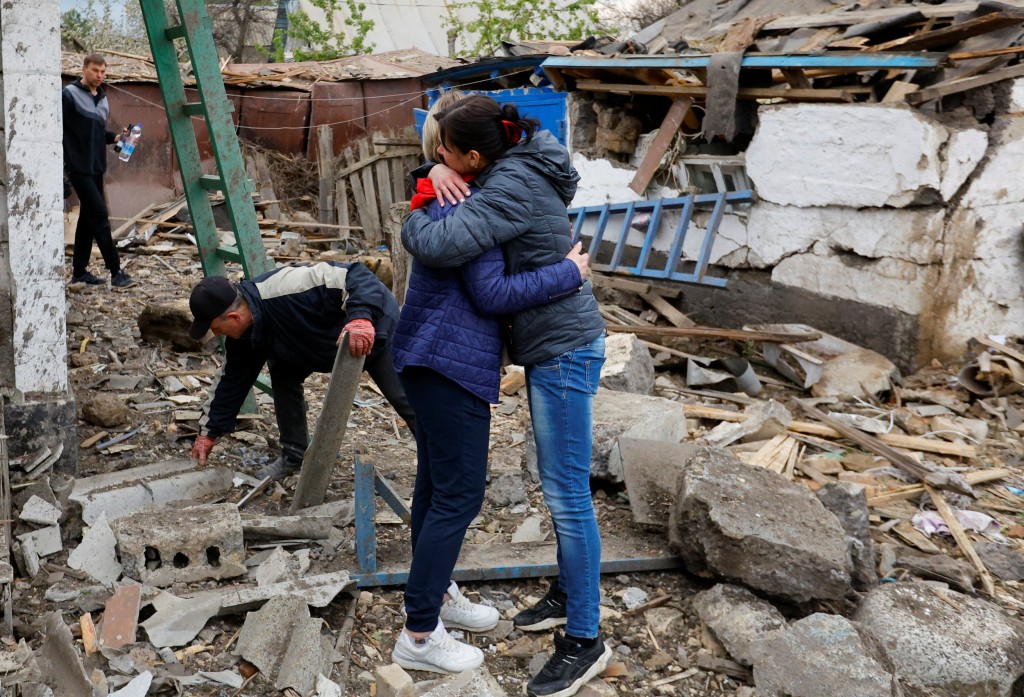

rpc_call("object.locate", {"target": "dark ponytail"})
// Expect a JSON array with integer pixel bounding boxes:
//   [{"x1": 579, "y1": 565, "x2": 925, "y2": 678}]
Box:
[{"x1": 435, "y1": 95, "x2": 541, "y2": 162}]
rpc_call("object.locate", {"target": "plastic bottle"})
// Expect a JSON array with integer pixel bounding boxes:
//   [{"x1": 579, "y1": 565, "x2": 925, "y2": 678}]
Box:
[{"x1": 118, "y1": 123, "x2": 142, "y2": 162}]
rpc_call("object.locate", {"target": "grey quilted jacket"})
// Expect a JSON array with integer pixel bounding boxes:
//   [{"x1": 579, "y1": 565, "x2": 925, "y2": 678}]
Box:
[{"x1": 401, "y1": 130, "x2": 604, "y2": 365}]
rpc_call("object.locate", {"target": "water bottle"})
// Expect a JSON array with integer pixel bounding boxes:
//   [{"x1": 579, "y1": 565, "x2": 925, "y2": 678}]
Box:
[{"x1": 119, "y1": 123, "x2": 142, "y2": 162}]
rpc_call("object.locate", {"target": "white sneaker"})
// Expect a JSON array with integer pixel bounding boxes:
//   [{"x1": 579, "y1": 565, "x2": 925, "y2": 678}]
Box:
[
  {"x1": 392, "y1": 620, "x2": 484, "y2": 674},
  {"x1": 439, "y1": 581, "x2": 500, "y2": 632}
]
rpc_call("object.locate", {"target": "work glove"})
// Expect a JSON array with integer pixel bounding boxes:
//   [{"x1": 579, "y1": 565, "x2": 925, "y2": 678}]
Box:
[
  {"x1": 341, "y1": 318, "x2": 375, "y2": 357},
  {"x1": 191, "y1": 434, "x2": 217, "y2": 466}
]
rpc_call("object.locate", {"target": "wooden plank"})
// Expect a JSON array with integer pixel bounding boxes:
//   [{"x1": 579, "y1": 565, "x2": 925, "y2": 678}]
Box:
[
  {"x1": 317, "y1": 125, "x2": 336, "y2": 236},
  {"x1": 344, "y1": 148, "x2": 377, "y2": 243},
  {"x1": 606, "y1": 323, "x2": 821, "y2": 343},
  {"x1": 374, "y1": 147, "x2": 394, "y2": 232},
  {"x1": 358, "y1": 139, "x2": 382, "y2": 245},
  {"x1": 907, "y1": 62, "x2": 1024, "y2": 104},
  {"x1": 869, "y1": 11, "x2": 1024, "y2": 52},
  {"x1": 640, "y1": 291, "x2": 695, "y2": 328},
  {"x1": 111, "y1": 203, "x2": 159, "y2": 240},
  {"x1": 578, "y1": 80, "x2": 856, "y2": 103},
  {"x1": 719, "y1": 16, "x2": 772, "y2": 52},
  {"x1": 950, "y1": 44, "x2": 1024, "y2": 60},
  {"x1": 682, "y1": 404, "x2": 978, "y2": 458},
  {"x1": 882, "y1": 80, "x2": 920, "y2": 102},
  {"x1": 629, "y1": 97, "x2": 692, "y2": 195},
  {"x1": 926, "y1": 485, "x2": 997, "y2": 596},
  {"x1": 760, "y1": 3, "x2": 986, "y2": 31},
  {"x1": 780, "y1": 68, "x2": 813, "y2": 89},
  {"x1": 593, "y1": 273, "x2": 682, "y2": 298},
  {"x1": 974, "y1": 336, "x2": 1024, "y2": 364},
  {"x1": 868, "y1": 468, "x2": 1009, "y2": 506}
]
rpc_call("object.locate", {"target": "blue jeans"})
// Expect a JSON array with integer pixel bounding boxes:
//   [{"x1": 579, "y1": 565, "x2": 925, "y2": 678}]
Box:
[{"x1": 525, "y1": 334, "x2": 605, "y2": 638}]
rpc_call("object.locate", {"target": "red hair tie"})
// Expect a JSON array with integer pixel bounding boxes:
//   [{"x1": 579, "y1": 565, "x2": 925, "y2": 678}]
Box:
[{"x1": 502, "y1": 120, "x2": 522, "y2": 144}]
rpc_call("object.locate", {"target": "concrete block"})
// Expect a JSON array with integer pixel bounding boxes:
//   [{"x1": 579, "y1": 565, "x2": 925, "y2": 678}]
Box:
[
  {"x1": 374, "y1": 663, "x2": 415, "y2": 697},
  {"x1": 941, "y1": 128, "x2": 988, "y2": 201},
  {"x1": 963, "y1": 136, "x2": 1024, "y2": 208},
  {"x1": 855, "y1": 583, "x2": 1024, "y2": 697},
  {"x1": 590, "y1": 390, "x2": 687, "y2": 482},
  {"x1": 669, "y1": 447, "x2": 852, "y2": 606},
  {"x1": 747, "y1": 104, "x2": 947, "y2": 208},
  {"x1": 570, "y1": 153, "x2": 644, "y2": 207},
  {"x1": 817, "y1": 482, "x2": 877, "y2": 591},
  {"x1": 67, "y1": 512, "x2": 121, "y2": 586},
  {"x1": 71, "y1": 462, "x2": 235, "y2": 525},
  {"x1": 111, "y1": 503, "x2": 245, "y2": 587},
  {"x1": 314, "y1": 674, "x2": 343, "y2": 696},
  {"x1": 752, "y1": 614, "x2": 898, "y2": 697},
  {"x1": 99, "y1": 584, "x2": 142, "y2": 651},
  {"x1": 692, "y1": 584, "x2": 787, "y2": 666},
  {"x1": 253, "y1": 547, "x2": 304, "y2": 587},
  {"x1": 109, "y1": 671, "x2": 152, "y2": 697},
  {"x1": 610, "y1": 438, "x2": 700, "y2": 527},
  {"x1": 38, "y1": 612, "x2": 91, "y2": 697},
  {"x1": 419, "y1": 665, "x2": 508, "y2": 696},
  {"x1": 600, "y1": 333, "x2": 655, "y2": 395},
  {"x1": 19, "y1": 496, "x2": 61, "y2": 526},
  {"x1": 17, "y1": 525, "x2": 61, "y2": 558}
]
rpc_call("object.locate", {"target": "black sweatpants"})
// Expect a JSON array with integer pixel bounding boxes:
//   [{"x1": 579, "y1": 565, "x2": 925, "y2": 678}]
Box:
[
  {"x1": 400, "y1": 366, "x2": 490, "y2": 632},
  {"x1": 69, "y1": 172, "x2": 119, "y2": 277}
]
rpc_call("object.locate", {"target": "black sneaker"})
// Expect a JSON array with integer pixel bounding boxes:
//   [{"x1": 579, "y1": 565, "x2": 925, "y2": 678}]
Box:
[
  {"x1": 513, "y1": 584, "x2": 567, "y2": 631},
  {"x1": 527, "y1": 631, "x2": 612, "y2": 697},
  {"x1": 111, "y1": 270, "x2": 136, "y2": 288},
  {"x1": 256, "y1": 455, "x2": 302, "y2": 480},
  {"x1": 71, "y1": 271, "x2": 104, "y2": 285}
]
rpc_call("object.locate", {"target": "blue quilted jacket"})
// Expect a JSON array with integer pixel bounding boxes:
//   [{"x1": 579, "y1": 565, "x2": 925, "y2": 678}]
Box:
[{"x1": 394, "y1": 192, "x2": 583, "y2": 404}]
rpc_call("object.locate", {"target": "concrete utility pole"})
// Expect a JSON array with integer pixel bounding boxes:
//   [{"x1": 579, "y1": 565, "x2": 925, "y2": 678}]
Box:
[{"x1": 0, "y1": 0, "x2": 77, "y2": 474}]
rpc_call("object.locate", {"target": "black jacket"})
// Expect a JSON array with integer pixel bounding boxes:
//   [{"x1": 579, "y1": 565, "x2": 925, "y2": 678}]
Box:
[
  {"x1": 401, "y1": 131, "x2": 604, "y2": 365},
  {"x1": 203, "y1": 261, "x2": 398, "y2": 438},
  {"x1": 62, "y1": 79, "x2": 117, "y2": 176}
]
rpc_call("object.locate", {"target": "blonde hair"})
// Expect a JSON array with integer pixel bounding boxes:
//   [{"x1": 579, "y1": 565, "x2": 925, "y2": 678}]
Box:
[{"x1": 422, "y1": 90, "x2": 467, "y2": 162}]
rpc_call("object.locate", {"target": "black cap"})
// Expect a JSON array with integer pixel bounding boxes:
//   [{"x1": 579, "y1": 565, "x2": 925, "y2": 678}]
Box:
[{"x1": 189, "y1": 275, "x2": 237, "y2": 340}]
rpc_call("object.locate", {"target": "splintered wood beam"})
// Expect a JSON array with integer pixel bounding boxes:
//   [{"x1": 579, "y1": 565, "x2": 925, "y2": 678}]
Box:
[
  {"x1": 907, "y1": 62, "x2": 1024, "y2": 104},
  {"x1": 926, "y1": 485, "x2": 997, "y2": 596},
  {"x1": 869, "y1": 11, "x2": 1024, "y2": 52},
  {"x1": 606, "y1": 322, "x2": 820, "y2": 343},
  {"x1": 629, "y1": 97, "x2": 692, "y2": 195},
  {"x1": 577, "y1": 80, "x2": 857, "y2": 102}
]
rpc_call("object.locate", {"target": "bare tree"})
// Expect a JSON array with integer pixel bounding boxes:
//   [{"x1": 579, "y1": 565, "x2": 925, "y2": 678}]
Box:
[{"x1": 600, "y1": 0, "x2": 683, "y2": 34}]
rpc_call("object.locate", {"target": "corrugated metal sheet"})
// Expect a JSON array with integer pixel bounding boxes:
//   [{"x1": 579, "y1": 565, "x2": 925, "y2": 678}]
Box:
[
  {"x1": 307, "y1": 82, "x2": 367, "y2": 160},
  {"x1": 239, "y1": 88, "x2": 310, "y2": 155}
]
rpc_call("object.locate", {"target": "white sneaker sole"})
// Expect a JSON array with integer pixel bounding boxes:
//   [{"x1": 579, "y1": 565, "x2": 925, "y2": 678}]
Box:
[
  {"x1": 529, "y1": 643, "x2": 612, "y2": 697},
  {"x1": 515, "y1": 616, "x2": 567, "y2": 632},
  {"x1": 393, "y1": 652, "x2": 483, "y2": 674},
  {"x1": 440, "y1": 615, "x2": 500, "y2": 632}
]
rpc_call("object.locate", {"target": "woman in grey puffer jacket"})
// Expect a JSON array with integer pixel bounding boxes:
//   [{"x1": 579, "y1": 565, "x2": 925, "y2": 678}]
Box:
[{"x1": 402, "y1": 95, "x2": 610, "y2": 697}]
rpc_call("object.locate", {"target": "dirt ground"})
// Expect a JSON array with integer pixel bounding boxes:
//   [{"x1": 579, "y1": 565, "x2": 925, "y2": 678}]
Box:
[
  {"x1": 45, "y1": 247, "x2": 747, "y2": 696},
  {"x1": 33, "y1": 243, "x2": 1024, "y2": 695}
]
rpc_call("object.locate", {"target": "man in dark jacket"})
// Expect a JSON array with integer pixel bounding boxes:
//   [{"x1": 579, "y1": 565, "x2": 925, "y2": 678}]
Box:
[
  {"x1": 62, "y1": 53, "x2": 135, "y2": 288},
  {"x1": 188, "y1": 261, "x2": 416, "y2": 479}
]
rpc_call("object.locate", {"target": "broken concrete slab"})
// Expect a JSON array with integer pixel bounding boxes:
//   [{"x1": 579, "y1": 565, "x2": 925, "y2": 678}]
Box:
[
  {"x1": 816, "y1": 482, "x2": 877, "y2": 591},
  {"x1": 67, "y1": 512, "x2": 122, "y2": 586},
  {"x1": 941, "y1": 128, "x2": 988, "y2": 202},
  {"x1": 896, "y1": 548, "x2": 976, "y2": 592},
  {"x1": 692, "y1": 584, "x2": 787, "y2": 667},
  {"x1": 751, "y1": 614, "x2": 898, "y2": 697},
  {"x1": 511, "y1": 515, "x2": 547, "y2": 544},
  {"x1": 235, "y1": 594, "x2": 329, "y2": 695},
  {"x1": 746, "y1": 104, "x2": 947, "y2": 208},
  {"x1": 611, "y1": 439, "x2": 699, "y2": 527},
  {"x1": 584, "y1": 390, "x2": 688, "y2": 482},
  {"x1": 17, "y1": 525, "x2": 62, "y2": 558},
  {"x1": 669, "y1": 447, "x2": 853, "y2": 606},
  {"x1": 111, "y1": 503, "x2": 246, "y2": 586},
  {"x1": 17, "y1": 537, "x2": 41, "y2": 578},
  {"x1": 418, "y1": 665, "x2": 509, "y2": 696},
  {"x1": 194, "y1": 570, "x2": 354, "y2": 616},
  {"x1": 19, "y1": 495, "x2": 61, "y2": 526},
  {"x1": 71, "y1": 461, "x2": 235, "y2": 525},
  {"x1": 485, "y1": 473, "x2": 527, "y2": 507},
  {"x1": 855, "y1": 583, "x2": 1024, "y2": 697},
  {"x1": 700, "y1": 399, "x2": 791, "y2": 447},
  {"x1": 99, "y1": 584, "x2": 142, "y2": 650},
  {"x1": 141, "y1": 592, "x2": 222, "y2": 648},
  {"x1": 198, "y1": 670, "x2": 244, "y2": 688},
  {"x1": 241, "y1": 513, "x2": 333, "y2": 540},
  {"x1": 976, "y1": 542, "x2": 1024, "y2": 581},
  {"x1": 599, "y1": 332, "x2": 655, "y2": 395},
  {"x1": 38, "y1": 612, "x2": 92, "y2": 697},
  {"x1": 254, "y1": 547, "x2": 306, "y2": 587},
  {"x1": 109, "y1": 671, "x2": 152, "y2": 697}
]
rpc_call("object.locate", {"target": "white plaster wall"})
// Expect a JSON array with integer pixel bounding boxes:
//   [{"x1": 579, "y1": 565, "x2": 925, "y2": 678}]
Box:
[
  {"x1": 1, "y1": 1, "x2": 68, "y2": 394},
  {"x1": 746, "y1": 104, "x2": 952, "y2": 208},
  {"x1": 961, "y1": 122, "x2": 1024, "y2": 208}
]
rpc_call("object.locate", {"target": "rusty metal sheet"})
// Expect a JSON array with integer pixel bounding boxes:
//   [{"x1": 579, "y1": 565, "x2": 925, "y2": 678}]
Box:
[
  {"x1": 239, "y1": 88, "x2": 310, "y2": 156},
  {"x1": 364, "y1": 78, "x2": 426, "y2": 136},
  {"x1": 308, "y1": 82, "x2": 366, "y2": 160}
]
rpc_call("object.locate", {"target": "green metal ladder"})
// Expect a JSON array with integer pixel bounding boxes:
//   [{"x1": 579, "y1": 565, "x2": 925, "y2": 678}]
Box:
[
  {"x1": 139, "y1": 0, "x2": 273, "y2": 281},
  {"x1": 140, "y1": 0, "x2": 274, "y2": 398}
]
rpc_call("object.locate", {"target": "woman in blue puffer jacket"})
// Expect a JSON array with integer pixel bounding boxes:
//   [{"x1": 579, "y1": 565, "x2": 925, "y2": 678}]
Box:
[{"x1": 390, "y1": 91, "x2": 589, "y2": 677}]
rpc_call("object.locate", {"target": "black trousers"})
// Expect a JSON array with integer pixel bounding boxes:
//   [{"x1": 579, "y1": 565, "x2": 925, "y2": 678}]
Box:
[
  {"x1": 68, "y1": 172, "x2": 119, "y2": 277},
  {"x1": 271, "y1": 345, "x2": 417, "y2": 462}
]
